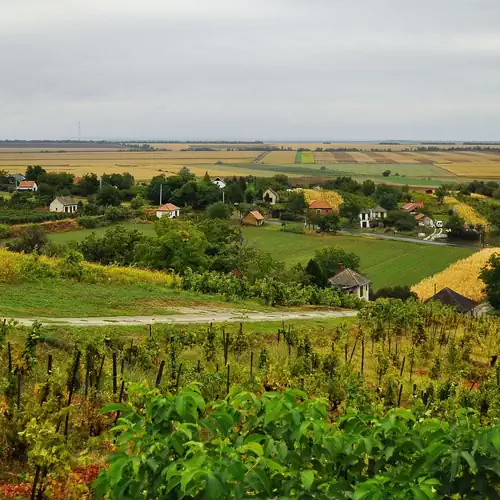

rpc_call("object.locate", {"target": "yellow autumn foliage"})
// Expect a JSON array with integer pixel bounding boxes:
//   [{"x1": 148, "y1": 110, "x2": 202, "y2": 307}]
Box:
[
  {"x1": 444, "y1": 196, "x2": 487, "y2": 225},
  {"x1": 411, "y1": 248, "x2": 500, "y2": 301},
  {"x1": 302, "y1": 189, "x2": 343, "y2": 211},
  {"x1": 0, "y1": 249, "x2": 181, "y2": 286}
]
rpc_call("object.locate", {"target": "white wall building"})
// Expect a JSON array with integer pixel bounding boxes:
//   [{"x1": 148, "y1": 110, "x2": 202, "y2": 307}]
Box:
[
  {"x1": 156, "y1": 203, "x2": 180, "y2": 219},
  {"x1": 359, "y1": 205, "x2": 388, "y2": 228},
  {"x1": 49, "y1": 197, "x2": 78, "y2": 214}
]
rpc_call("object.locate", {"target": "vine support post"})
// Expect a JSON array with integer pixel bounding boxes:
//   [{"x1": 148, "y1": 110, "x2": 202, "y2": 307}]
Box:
[
  {"x1": 399, "y1": 356, "x2": 406, "y2": 377},
  {"x1": 197, "y1": 359, "x2": 201, "y2": 373},
  {"x1": 112, "y1": 353, "x2": 117, "y2": 395},
  {"x1": 95, "y1": 355, "x2": 105, "y2": 391},
  {"x1": 361, "y1": 336, "x2": 365, "y2": 375},
  {"x1": 155, "y1": 360, "x2": 165, "y2": 387},
  {"x1": 250, "y1": 352, "x2": 253, "y2": 378},
  {"x1": 175, "y1": 363, "x2": 183, "y2": 393},
  {"x1": 226, "y1": 364, "x2": 230, "y2": 395},
  {"x1": 47, "y1": 354, "x2": 53, "y2": 375},
  {"x1": 7, "y1": 342, "x2": 12, "y2": 373},
  {"x1": 16, "y1": 372, "x2": 22, "y2": 410},
  {"x1": 64, "y1": 350, "x2": 81, "y2": 437},
  {"x1": 397, "y1": 383, "x2": 403, "y2": 407}
]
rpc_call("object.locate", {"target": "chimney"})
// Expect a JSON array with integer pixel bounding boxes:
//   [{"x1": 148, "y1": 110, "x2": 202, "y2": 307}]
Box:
[{"x1": 337, "y1": 263, "x2": 343, "y2": 274}]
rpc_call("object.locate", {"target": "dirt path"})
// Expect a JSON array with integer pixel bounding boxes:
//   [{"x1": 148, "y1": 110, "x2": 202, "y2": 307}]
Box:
[{"x1": 10, "y1": 310, "x2": 357, "y2": 327}]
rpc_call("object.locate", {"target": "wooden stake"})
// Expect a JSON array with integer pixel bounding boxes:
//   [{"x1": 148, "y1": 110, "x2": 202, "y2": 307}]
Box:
[
  {"x1": 361, "y1": 337, "x2": 365, "y2": 375},
  {"x1": 344, "y1": 343, "x2": 348, "y2": 363},
  {"x1": 7, "y1": 342, "x2": 12, "y2": 373},
  {"x1": 155, "y1": 360, "x2": 165, "y2": 387},
  {"x1": 47, "y1": 354, "x2": 53, "y2": 375},
  {"x1": 250, "y1": 352, "x2": 254, "y2": 378},
  {"x1": 399, "y1": 356, "x2": 406, "y2": 377},
  {"x1": 349, "y1": 337, "x2": 358, "y2": 364},
  {"x1": 112, "y1": 353, "x2": 117, "y2": 395},
  {"x1": 397, "y1": 384, "x2": 403, "y2": 407},
  {"x1": 175, "y1": 363, "x2": 183, "y2": 393},
  {"x1": 64, "y1": 350, "x2": 81, "y2": 437},
  {"x1": 16, "y1": 372, "x2": 22, "y2": 410},
  {"x1": 95, "y1": 355, "x2": 105, "y2": 390}
]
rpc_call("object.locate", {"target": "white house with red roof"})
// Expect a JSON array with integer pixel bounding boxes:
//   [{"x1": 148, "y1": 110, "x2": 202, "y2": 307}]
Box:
[
  {"x1": 156, "y1": 203, "x2": 180, "y2": 219},
  {"x1": 308, "y1": 200, "x2": 333, "y2": 215},
  {"x1": 17, "y1": 180, "x2": 38, "y2": 192}
]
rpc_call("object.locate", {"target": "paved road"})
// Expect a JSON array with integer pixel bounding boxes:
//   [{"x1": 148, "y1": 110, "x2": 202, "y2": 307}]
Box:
[
  {"x1": 10, "y1": 310, "x2": 358, "y2": 327},
  {"x1": 338, "y1": 230, "x2": 479, "y2": 249}
]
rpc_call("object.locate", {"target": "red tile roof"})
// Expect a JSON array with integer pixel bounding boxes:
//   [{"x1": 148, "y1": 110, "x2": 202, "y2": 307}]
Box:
[
  {"x1": 18, "y1": 180, "x2": 36, "y2": 188},
  {"x1": 415, "y1": 213, "x2": 426, "y2": 220},
  {"x1": 249, "y1": 210, "x2": 264, "y2": 220},
  {"x1": 308, "y1": 200, "x2": 332, "y2": 209},
  {"x1": 157, "y1": 203, "x2": 179, "y2": 211}
]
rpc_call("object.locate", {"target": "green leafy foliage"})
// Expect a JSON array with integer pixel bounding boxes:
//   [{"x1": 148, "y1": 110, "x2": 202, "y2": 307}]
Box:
[{"x1": 96, "y1": 385, "x2": 500, "y2": 499}]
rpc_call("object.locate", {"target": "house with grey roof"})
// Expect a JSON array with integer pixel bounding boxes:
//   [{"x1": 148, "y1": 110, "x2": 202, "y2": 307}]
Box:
[
  {"x1": 424, "y1": 287, "x2": 477, "y2": 314},
  {"x1": 49, "y1": 197, "x2": 79, "y2": 214},
  {"x1": 328, "y1": 266, "x2": 371, "y2": 301},
  {"x1": 359, "y1": 205, "x2": 388, "y2": 229}
]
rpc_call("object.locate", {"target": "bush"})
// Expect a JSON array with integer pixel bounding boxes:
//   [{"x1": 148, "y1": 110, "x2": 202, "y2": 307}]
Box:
[
  {"x1": 0, "y1": 223, "x2": 13, "y2": 239},
  {"x1": 7, "y1": 225, "x2": 47, "y2": 254},
  {"x1": 77, "y1": 215, "x2": 108, "y2": 228},
  {"x1": 371, "y1": 285, "x2": 418, "y2": 301},
  {"x1": 130, "y1": 197, "x2": 144, "y2": 209},
  {"x1": 0, "y1": 210, "x2": 69, "y2": 225}
]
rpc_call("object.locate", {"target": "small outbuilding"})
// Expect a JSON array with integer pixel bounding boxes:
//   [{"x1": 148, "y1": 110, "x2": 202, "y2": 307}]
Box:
[
  {"x1": 212, "y1": 177, "x2": 226, "y2": 189},
  {"x1": 424, "y1": 287, "x2": 477, "y2": 314},
  {"x1": 328, "y1": 266, "x2": 371, "y2": 301},
  {"x1": 156, "y1": 203, "x2": 180, "y2": 219},
  {"x1": 17, "y1": 180, "x2": 38, "y2": 192},
  {"x1": 415, "y1": 213, "x2": 434, "y2": 228},
  {"x1": 242, "y1": 210, "x2": 265, "y2": 226},
  {"x1": 49, "y1": 197, "x2": 78, "y2": 214},
  {"x1": 263, "y1": 188, "x2": 279, "y2": 205}
]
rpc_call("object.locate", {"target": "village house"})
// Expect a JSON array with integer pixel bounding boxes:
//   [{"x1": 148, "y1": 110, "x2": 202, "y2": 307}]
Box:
[
  {"x1": 402, "y1": 201, "x2": 424, "y2": 214},
  {"x1": 262, "y1": 188, "x2": 279, "y2": 205},
  {"x1": 415, "y1": 213, "x2": 434, "y2": 228},
  {"x1": 358, "y1": 205, "x2": 388, "y2": 228},
  {"x1": 308, "y1": 200, "x2": 332, "y2": 215},
  {"x1": 49, "y1": 197, "x2": 78, "y2": 214},
  {"x1": 424, "y1": 287, "x2": 477, "y2": 314},
  {"x1": 242, "y1": 210, "x2": 264, "y2": 226},
  {"x1": 17, "y1": 180, "x2": 38, "y2": 192},
  {"x1": 212, "y1": 177, "x2": 226, "y2": 189},
  {"x1": 7, "y1": 173, "x2": 25, "y2": 188},
  {"x1": 156, "y1": 203, "x2": 180, "y2": 219},
  {"x1": 328, "y1": 265, "x2": 371, "y2": 301}
]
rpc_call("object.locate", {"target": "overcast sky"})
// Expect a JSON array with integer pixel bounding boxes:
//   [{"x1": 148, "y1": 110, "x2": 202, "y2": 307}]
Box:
[{"x1": 1, "y1": 0, "x2": 500, "y2": 141}]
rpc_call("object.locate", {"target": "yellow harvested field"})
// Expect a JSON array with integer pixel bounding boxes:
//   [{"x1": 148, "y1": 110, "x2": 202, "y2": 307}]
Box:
[
  {"x1": 261, "y1": 151, "x2": 297, "y2": 163},
  {"x1": 444, "y1": 196, "x2": 487, "y2": 225},
  {"x1": 301, "y1": 189, "x2": 343, "y2": 211},
  {"x1": 313, "y1": 152, "x2": 336, "y2": 163},
  {"x1": 348, "y1": 152, "x2": 377, "y2": 163},
  {"x1": 411, "y1": 248, "x2": 497, "y2": 301},
  {"x1": 438, "y1": 162, "x2": 500, "y2": 177}
]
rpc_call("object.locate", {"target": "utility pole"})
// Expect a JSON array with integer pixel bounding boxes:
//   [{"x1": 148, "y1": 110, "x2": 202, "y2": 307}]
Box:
[
  {"x1": 78, "y1": 121, "x2": 81, "y2": 140},
  {"x1": 222, "y1": 190, "x2": 225, "y2": 204},
  {"x1": 159, "y1": 184, "x2": 163, "y2": 205}
]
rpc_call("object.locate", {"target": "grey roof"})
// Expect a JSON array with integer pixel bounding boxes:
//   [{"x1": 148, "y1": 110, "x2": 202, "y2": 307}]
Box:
[
  {"x1": 328, "y1": 268, "x2": 371, "y2": 288},
  {"x1": 9, "y1": 173, "x2": 25, "y2": 182},
  {"x1": 424, "y1": 287, "x2": 477, "y2": 313},
  {"x1": 371, "y1": 205, "x2": 388, "y2": 212},
  {"x1": 54, "y1": 196, "x2": 78, "y2": 206}
]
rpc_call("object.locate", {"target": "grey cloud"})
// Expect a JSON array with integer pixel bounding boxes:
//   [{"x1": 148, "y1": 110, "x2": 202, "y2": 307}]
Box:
[{"x1": 1, "y1": 0, "x2": 499, "y2": 140}]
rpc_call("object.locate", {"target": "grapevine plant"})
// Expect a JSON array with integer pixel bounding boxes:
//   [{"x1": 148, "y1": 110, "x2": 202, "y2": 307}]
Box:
[{"x1": 95, "y1": 384, "x2": 500, "y2": 499}]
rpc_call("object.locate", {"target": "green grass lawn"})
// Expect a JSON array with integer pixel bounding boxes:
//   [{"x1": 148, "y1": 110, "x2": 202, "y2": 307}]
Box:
[
  {"x1": 0, "y1": 279, "x2": 267, "y2": 318},
  {"x1": 46, "y1": 221, "x2": 157, "y2": 244},
  {"x1": 242, "y1": 225, "x2": 475, "y2": 290}
]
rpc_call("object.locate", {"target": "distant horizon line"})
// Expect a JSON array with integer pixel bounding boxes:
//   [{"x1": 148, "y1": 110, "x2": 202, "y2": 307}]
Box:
[{"x1": 2, "y1": 138, "x2": 500, "y2": 144}]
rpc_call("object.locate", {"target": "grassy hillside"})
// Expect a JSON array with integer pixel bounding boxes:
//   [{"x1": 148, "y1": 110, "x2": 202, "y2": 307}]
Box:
[{"x1": 242, "y1": 225, "x2": 475, "y2": 289}]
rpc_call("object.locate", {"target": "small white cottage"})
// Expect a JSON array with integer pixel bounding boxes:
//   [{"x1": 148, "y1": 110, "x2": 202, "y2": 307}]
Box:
[
  {"x1": 262, "y1": 188, "x2": 279, "y2": 205},
  {"x1": 212, "y1": 177, "x2": 226, "y2": 189},
  {"x1": 328, "y1": 266, "x2": 371, "y2": 301},
  {"x1": 156, "y1": 203, "x2": 180, "y2": 219},
  {"x1": 17, "y1": 180, "x2": 38, "y2": 192},
  {"x1": 49, "y1": 197, "x2": 78, "y2": 214}
]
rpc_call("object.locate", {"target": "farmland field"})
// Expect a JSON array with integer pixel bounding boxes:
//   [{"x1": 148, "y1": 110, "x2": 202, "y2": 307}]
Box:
[
  {"x1": 2, "y1": 143, "x2": 500, "y2": 182},
  {"x1": 242, "y1": 225, "x2": 475, "y2": 289},
  {"x1": 301, "y1": 188, "x2": 343, "y2": 211}
]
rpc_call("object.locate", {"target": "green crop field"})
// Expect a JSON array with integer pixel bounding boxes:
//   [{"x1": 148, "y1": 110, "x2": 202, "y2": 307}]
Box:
[
  {"x1": 242, "y1": 225, "x2": 475, "y2": 289},
  {"x1": 301, "y1": 151, "x2": 315, "y2": 163}
]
